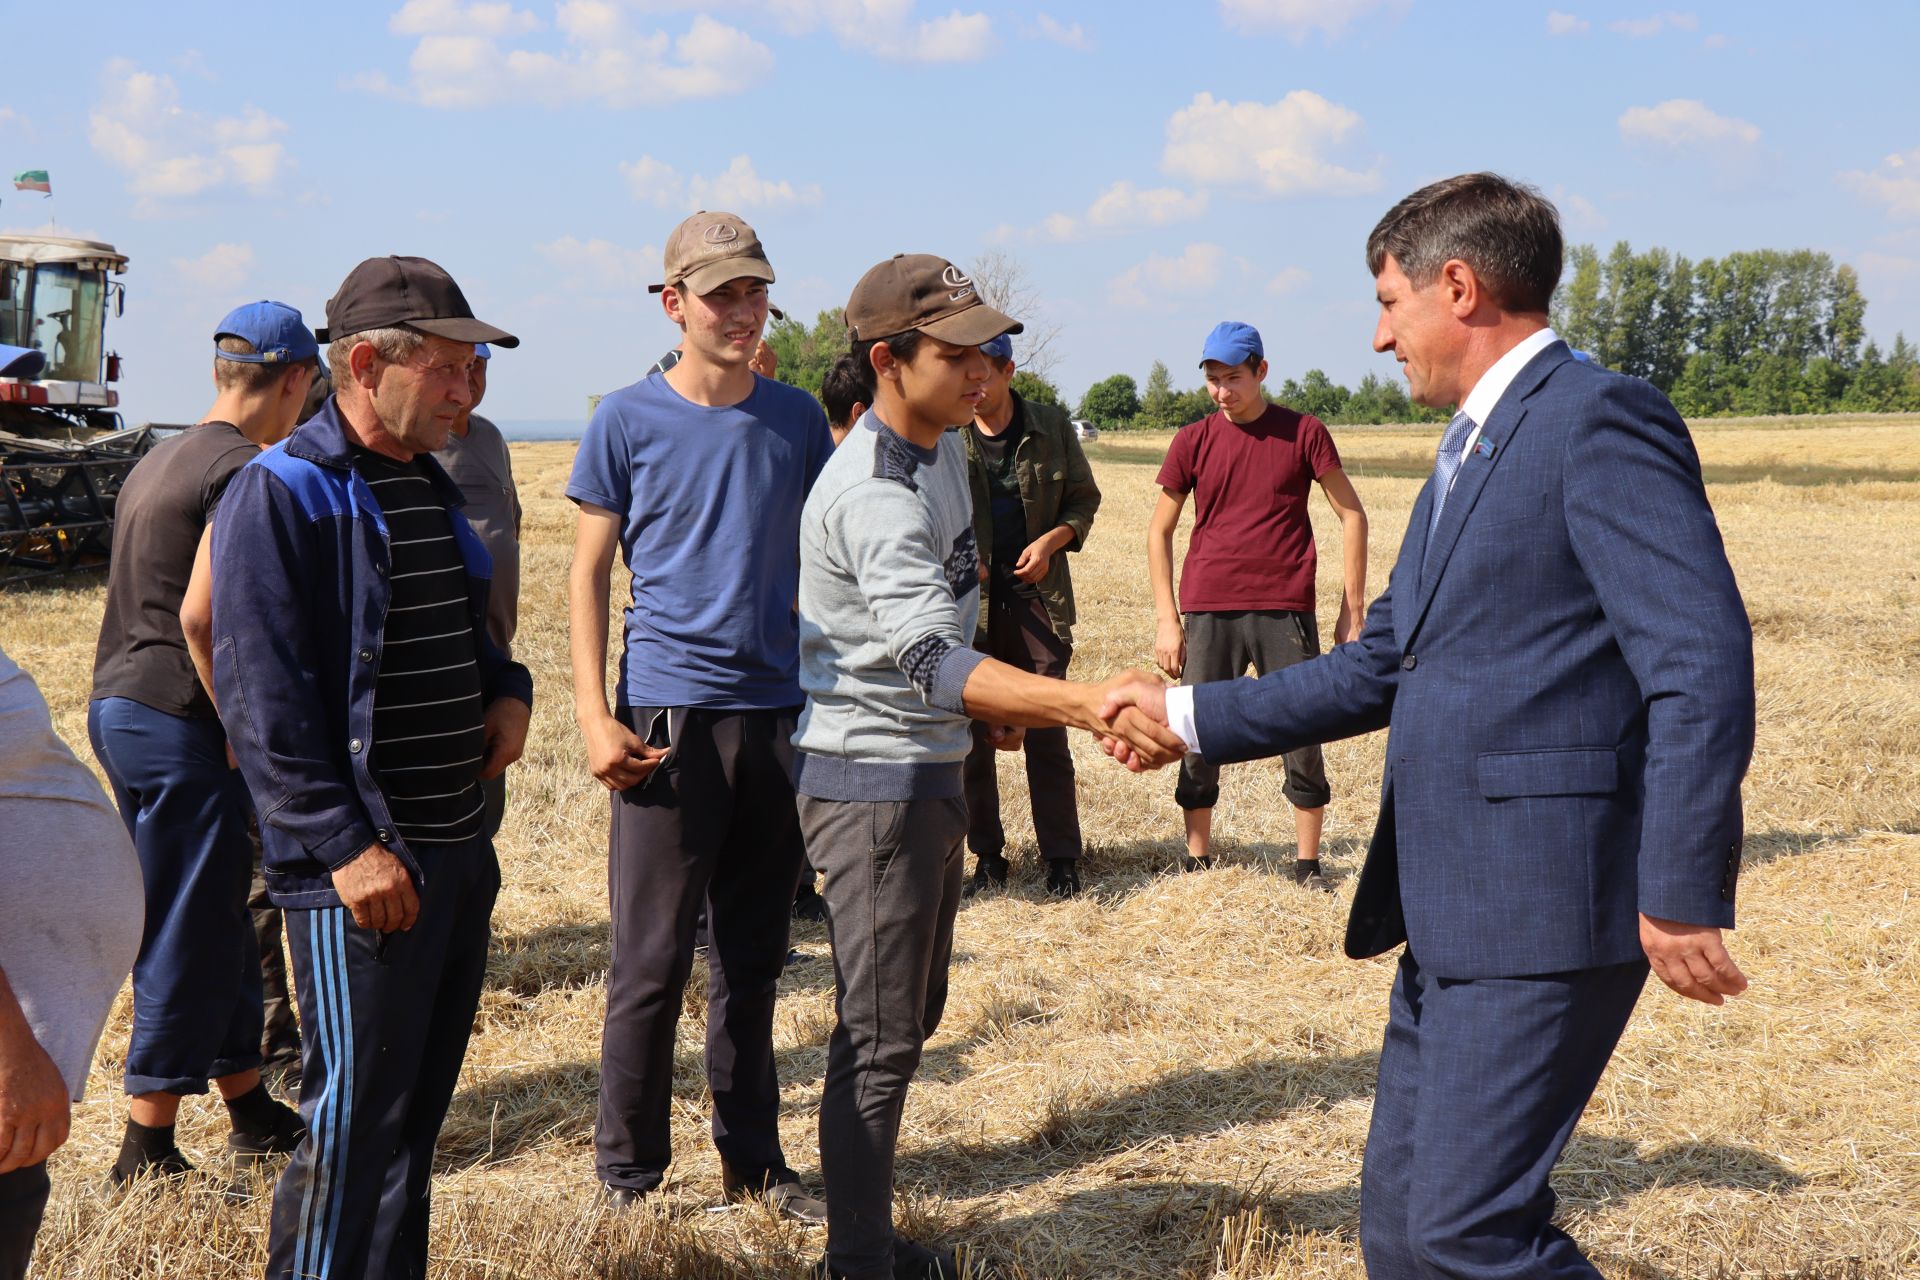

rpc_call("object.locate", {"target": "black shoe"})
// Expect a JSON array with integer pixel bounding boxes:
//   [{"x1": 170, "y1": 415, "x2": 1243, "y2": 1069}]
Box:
[
  {"x1": 1292, "y1": 859, "x2": 1334, "y2": 893},
  {"x1": 226, "y1": 1097, "x2": 307, "y2": 1166},
  {"x1": 602, "y1": 1182, "x2": 653, "y2": 1209},
  {"x1": 1181, "y1": 854, "x2": 1213, "y2": 873},
  {"x1": 793, "y1": 884, "x2": 829, "y2": 923},
  {"x1": 963, "y1": 852, "x2": 1009, "y2": 897},
  {"x1": 722, "y1": 1164, "x2": 828, "y2": 1225},
  {"x1": 811, "y1": 1234, "x2": 959, "y2": 1280},
  {"x1": 108, "y1": 1145, "x2": 194, "y2": 1190},
  {"x1": 1044, "y1": 859, "x2": 1081, "y2": 898},
  {"x1": 261, "y1": 1047, "x2": 303, "y2": 1094}
]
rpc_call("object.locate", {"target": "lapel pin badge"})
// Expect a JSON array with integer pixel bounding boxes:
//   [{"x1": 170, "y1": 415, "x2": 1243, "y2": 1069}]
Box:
[{"x1": 1474, "y1": 437, "x2": 1496, "y2": 460}]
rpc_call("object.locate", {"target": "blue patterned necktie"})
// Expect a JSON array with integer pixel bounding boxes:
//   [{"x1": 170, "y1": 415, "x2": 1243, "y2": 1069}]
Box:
[{"x1": 1424, "y1": 410, "x2": 1477, "y2": 565}]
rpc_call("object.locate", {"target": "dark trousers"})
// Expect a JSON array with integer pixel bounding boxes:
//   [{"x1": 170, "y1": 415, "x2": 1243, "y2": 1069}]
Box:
[
  {"x1": 249, "y1": 821, "x2": 301, "y2": 1066},
  {"x1": 595, "y1": 706, "x2": 806, "y2": 1193},
  {"x1": 801, "y1": 794, "x2": 967, "y2": 1280},
  {"x1": 265, "y1": 836, "x2": 498, "y2": 1280},
  {"x1": 1175, "y1": 610, "x2": 1332, "y2": 812},
  {"x1": 87, "y1": 696, "x2": 265, "y2": 1095},
  {"x1": 962, "y1": 587, "x2": 1082, "y2": 862},
  {"x1": 0, "y1": 1163, "x2": 47, "y2": 1280},
  {"x1": 1360, "y1": 950, "x2": 1648, "y2": 1279}
]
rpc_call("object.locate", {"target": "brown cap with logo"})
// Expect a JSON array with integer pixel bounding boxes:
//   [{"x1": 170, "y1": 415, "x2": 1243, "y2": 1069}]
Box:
[
  {"x1": 844, "y1": 254, "x2": 1022, "y2": 347},
  {"x1": 316, "y1": 255, "x2": 518, "y2": 347},
  {"x1": 649, "y1": 210, "x2": 776, "y2": 297}
]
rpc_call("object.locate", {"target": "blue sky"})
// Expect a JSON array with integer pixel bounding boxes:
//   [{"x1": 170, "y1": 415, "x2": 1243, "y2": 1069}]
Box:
[{"x1": 4, "y1": 0, "x2": 1917, "y2": 423}]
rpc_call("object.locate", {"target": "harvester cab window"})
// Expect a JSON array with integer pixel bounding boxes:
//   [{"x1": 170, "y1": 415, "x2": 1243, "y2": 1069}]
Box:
[
  {"x1": 31, "y1": 263, "x2": 105, "y2": 383},
  {"x1": 0, "y1": 263, "x2": 25, "y2": 351}
]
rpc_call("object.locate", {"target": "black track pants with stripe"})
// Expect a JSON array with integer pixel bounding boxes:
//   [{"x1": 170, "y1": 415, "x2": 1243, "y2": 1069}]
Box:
[{"x1": 266, "y1": 836, "x2": 498, "y2": 1280}]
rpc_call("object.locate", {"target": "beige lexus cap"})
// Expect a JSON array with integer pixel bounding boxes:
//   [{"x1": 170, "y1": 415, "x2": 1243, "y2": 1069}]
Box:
[
  {"x1": 649, "y1": 211, "x2": 776, "y2": 297},
  {"x1": 845, "y1": 254, "x2": 1022, "y2": 346}
]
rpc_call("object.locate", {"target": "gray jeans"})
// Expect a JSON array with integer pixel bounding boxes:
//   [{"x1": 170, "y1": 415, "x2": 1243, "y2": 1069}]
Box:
[
  {"x1": 800, "y1": 795, "x2": 966, "y2": 1280},
  {"x1": 1176, "y1": 609, "x2": 1331, "y2": 811}
]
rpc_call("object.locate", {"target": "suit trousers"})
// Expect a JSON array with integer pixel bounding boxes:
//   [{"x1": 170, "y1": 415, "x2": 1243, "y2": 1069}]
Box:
[
  {"x1": 801, "y1": 794, "x2": 967, "y2": 1280},
  {"x1": 265, "y1": 836, "x2": 498, "y2": 1280},
  {"x1": 594, "y1": 707, "x2": 806, "y2": 1193},
  {"x1": 1360, "y1": 949, "x2": 1648, "y2": 1279},
  {"x1": 0, "y1": 1163, "x2": 47, "y2": 1280},
  {"x1": 962, "y1": 586, "x2": 1082, "y2": 862}
]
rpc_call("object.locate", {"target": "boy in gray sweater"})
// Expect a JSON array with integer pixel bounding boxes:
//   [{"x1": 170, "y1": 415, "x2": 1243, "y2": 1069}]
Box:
[{"x1": 794, "y1": 254, "x2": 1181, "y2": 1280}]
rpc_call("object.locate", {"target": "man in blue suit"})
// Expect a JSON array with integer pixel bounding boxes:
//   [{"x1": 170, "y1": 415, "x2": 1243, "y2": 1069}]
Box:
[{"x1": 1101, "y1": 173, "x2": 1755, "y2": 1277}]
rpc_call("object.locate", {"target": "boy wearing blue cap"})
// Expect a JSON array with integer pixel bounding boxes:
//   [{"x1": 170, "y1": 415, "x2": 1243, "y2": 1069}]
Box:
[
  {"x1": 88, "y1": 301, "x2": 319, "y2": 1184},
  {"x1": 1147, "y1": 321, "x2": 1369, "y2": 885}
]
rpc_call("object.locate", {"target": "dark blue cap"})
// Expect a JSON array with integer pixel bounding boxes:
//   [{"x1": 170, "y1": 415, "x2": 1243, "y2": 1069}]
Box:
[
  {"x1": 214, "y1": 301, "x2": 321, "y2": 365},
  {"x1": 475, "y1": 343, "x2": 493, "y2": 360},
  {"x1": 1199, "y1": 320, "x2": 1263, "y2": 368},
  {"x1": 979, "y1": 333, "x2": 1014, "y2": 362}
]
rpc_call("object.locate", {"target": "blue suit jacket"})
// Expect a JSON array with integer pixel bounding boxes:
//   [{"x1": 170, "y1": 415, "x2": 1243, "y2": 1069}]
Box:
[{"x1": 1193, "y1": 342, "x2": 1754, "y2": 978}]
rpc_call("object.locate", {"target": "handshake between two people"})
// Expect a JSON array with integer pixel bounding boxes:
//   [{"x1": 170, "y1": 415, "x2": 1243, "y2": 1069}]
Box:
[{"x1": 963, "y1": 663, "x2": 1188, "y2": 770}]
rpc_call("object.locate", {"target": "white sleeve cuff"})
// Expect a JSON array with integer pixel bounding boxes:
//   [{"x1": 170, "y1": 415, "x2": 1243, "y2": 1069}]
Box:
[{"x1": 1164, "y1": 685, "x2": 1201, "y2": 756}]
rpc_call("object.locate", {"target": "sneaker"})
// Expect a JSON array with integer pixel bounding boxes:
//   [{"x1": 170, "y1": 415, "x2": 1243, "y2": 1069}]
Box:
[
  {"x1": 1181, "y1": 854, "x2": 1213, "y2": 873},
  {"x1": 811, "y1": 1234, "x2": 959, "y2": 1280},
  {"x1": 721, "y1": 1163, "x2": 828, "y2": 1225},
  {"x1": 226, "y1": 1097, "x2": 308, "y2": 1167},
  {"x1": 108, "y1": 1145, "x2": 194, "y2": 1190},
  {"x1": 1292, "y1": 859, "x2": 1334, "y2": 893},
  {"x1": 963, "y1": 852, "x2": 1009, "y2": 898},
  {"x1": 793, "y1": 884, "x2": 829, "y2": 923},
  {"x1": 1044, "y1": 859, "x2": 1081, "y2": 898}
]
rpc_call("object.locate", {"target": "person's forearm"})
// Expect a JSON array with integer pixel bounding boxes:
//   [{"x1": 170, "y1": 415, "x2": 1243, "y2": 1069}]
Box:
[
  {"x1": 568, "y1": 563, "x2": 615, "y2": 725},
  {"x1": 962, "y1": 658, "x2": 1103, "y2": 733},
  {"x1": 1039, "y1": 524, "x2": 1075, "y2": 557},
  {"x1": 1148, "y1": 527, "x2": 1180, "y2": 622},
  {"x1": 184, "y1": 618, "x2": 216, "y2": 706},
  {"x1": 1341, "y1": 510, "x2": 1369, "y2": 614}
]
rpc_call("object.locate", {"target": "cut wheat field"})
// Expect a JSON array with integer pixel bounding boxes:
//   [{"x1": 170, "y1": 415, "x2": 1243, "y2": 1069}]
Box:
[{"x1": 3, "y1": 414, "x2": 1916, "y2": 1279}]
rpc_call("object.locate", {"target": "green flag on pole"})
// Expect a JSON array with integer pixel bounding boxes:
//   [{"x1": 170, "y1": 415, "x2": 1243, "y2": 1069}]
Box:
[{"x1": 11, "y1": 170, "x2": 51, "y2": 195}]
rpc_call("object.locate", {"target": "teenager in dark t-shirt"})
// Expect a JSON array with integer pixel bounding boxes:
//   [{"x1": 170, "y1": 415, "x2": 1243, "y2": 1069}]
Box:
[
  {"x1": 1147, "y1": 321, "x2": 1370, "y2": 886},
  {"x1": 87, "y1": 301, "x2": 317, "y2": 1185}
]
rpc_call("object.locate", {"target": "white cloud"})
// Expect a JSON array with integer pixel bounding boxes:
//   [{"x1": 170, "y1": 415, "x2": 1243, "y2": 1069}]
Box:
[
  {"x1": 1702, "y1": 31, "x2": 1730, "y2": 49},
  {"x1": 764, "y1": 0, "x2": 994, "y2": 61},
  {"x1": 1218, "y1": 0, "x2": 1398, "y2": 40},
  {"x1": 1618, "y1": 98, "x2": 1760, "y2": 150},
  {"x1": 619, "y1": 154, "x2": 822, "y2": 211},
  {"x1": 88, "y1": 61, "x2": 289, "y2": 203},
  {"x1": 1267, "y1": 266, "x2": 1310, "y2": 295},
  {"x1": 1546, "y1": 11, "x2": 1589, "y2": 36},
  {"x1": 1608, "y1": 11, "x2": 1698, "y2": 37},
  {"x1": 533, "y1": 235, "x2": 661, "y2": 295},
  {"x1": 374, "y1": 8, "x2": 773, "y2": 108},
  {"x1": 1838, "y1": 150, "x2": 1920, "y2": 221},
  {"x1": 172, "y1": 242, "x2": 254, "y2": 292},
  {"x1": 1108, "y1": 242, "x2": 1226, "y2": 309},
  {"x1": 1162, "y1": 91, "x2": 1379, "y2": 197},
  {"x1": 1008, "y1": 181, "x2": 1210, "y2": 243},
  {"x1": 1030, "y1": 13, "x2": 1088, "y2": 49},
  {"x1": 0, "y1": 107, "x2": 24, "y2": 130}
]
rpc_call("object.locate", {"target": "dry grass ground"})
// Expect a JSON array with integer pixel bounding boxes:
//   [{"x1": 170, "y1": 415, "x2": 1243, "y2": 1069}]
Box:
[{"x1": 3, "y1": 414, "x2": 1916, "y2": 1278}]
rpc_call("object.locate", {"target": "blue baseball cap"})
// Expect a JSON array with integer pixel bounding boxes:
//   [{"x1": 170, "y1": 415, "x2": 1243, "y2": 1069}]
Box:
[
  {"x1": 214, "y1": 301, "x2": 321, "y2": 365},
  {"x1": 474, "y1": 343, "x2": 492, "y2": 360},
  {"x1": 1199, "y1": 320, "x2": 1263, "y2": 368},
  {"x1": 979, "y1": 333, "x2": 1014, "y2": 362}
]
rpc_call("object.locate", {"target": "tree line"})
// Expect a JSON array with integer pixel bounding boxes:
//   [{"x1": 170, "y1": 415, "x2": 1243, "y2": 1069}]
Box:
[{"x1": 763, "y1": 244, "x2": 1920, "y2": 429}]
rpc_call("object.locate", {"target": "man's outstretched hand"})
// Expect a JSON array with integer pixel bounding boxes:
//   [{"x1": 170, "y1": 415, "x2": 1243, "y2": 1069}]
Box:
[
  {"x1": 1090, "y1": 673, "x2": 1184, "y2": 770},
  {"x1": 1640, "y1": 914, "x2": 1748, "y2": 1006}
]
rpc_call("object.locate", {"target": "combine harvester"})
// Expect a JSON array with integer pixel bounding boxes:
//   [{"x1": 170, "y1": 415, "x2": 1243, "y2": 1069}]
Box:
[{"x1": 0, "y1": 233, "x2": 156, "y2": 585}]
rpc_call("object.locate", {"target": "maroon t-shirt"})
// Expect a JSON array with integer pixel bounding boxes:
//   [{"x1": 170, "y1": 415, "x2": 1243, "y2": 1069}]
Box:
[{"x1": 1155, "y1": 404, "x2": 1342, "y2": 613}]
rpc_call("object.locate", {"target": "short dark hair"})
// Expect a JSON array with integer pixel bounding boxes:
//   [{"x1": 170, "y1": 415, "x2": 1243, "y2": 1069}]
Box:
[
  {"x1": 821, "y1": 353, "x2": 867, "y2": 429},
  {"x1": 1365, "y1": 172, "x2": 1563, "y2": 315},
  {"x1": 849, "y1": 331, "x2": 926, "y2": 399},
  {"x1": 213, "y1": 336, "x2": 320, "y2": 393}
]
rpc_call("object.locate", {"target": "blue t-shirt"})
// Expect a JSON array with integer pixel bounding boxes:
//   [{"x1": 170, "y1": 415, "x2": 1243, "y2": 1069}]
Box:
[{"x1": 566, "y1": 371, "x2": 834, "y2": 710}]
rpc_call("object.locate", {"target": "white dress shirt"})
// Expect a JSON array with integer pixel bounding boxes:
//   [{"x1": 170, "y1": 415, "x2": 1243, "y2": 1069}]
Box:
[{"x1": 1162, "y1": 328, "x2": 1562, "y2": 754}]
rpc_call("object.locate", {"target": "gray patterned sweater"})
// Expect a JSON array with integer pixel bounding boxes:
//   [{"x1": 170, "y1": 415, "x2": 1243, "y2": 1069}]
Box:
[{"x1": 793, "y1": 413, "x2": 984, "y2": 800}]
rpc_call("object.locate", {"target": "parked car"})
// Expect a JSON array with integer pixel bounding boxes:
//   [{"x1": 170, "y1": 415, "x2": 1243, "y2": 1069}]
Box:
[{"x1": 1071, "y1": 418, "x2": 1100, "y2": 441}]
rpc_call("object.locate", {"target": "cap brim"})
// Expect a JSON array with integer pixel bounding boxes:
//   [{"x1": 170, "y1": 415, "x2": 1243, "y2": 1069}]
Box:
[
  {"x1": 918, "y1": 303, "x2": 1023, "y2": 348},
  {"x1": 679, "y1": 257, "x2": 776, "y2": 297},
  {"x1": 408, "y1": 316, "x2": 520, "y2": 348}
]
